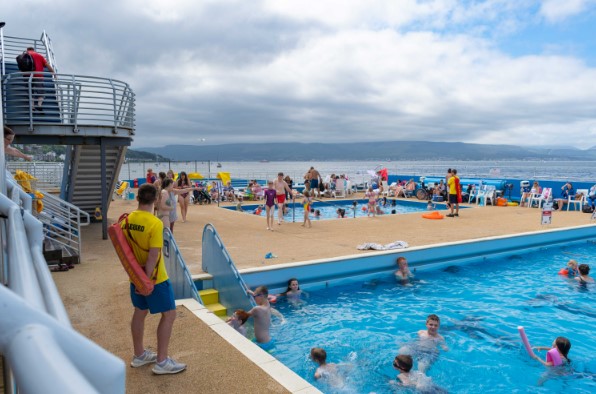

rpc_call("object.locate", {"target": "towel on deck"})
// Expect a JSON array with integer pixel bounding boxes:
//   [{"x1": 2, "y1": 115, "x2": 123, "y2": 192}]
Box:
[{"x1": 357, "y1": 241, "x2": 409, "y2": 250}]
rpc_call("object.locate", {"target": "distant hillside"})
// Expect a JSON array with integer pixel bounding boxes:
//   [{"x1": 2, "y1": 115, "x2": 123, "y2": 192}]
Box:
[
  {"x1": 137, "y1": 141, "x2": 596, "y2": 162},
  {"x1": 126, "y1": 149, "x2": 170, "y2": 162}
]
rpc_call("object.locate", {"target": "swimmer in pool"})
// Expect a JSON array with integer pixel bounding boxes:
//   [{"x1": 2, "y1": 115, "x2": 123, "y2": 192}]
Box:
[
  {"x1": 532, "y1": 337, "x2": 571, "y2": 366},
  {"x1": 408, "y1": 314, "x2": 448, "y2": 373},
  {"x1": 392, "y1": 354, "x2": 446, "y2": 392},
  {"x1": 395, "y1": 256, "x2": 414, "y2": 285},
  {"x1": 563, "y1": 259, "x2": 580, "y2": 278},
  {"x1": 310, "y1": 348, "x2": 345, "y2": 388},
  {"x1": 278, "y1": 278, "x2": 307, "y2": 301},
  {"x1": 575, "y1": 264, "x2": 594, "y2": 284},
  {"x1": 245, "y1": 285, "x2": 285, "y2": 350},
  {"x1": 226, "y1": 309, "x2": 249, "y2": 337}
]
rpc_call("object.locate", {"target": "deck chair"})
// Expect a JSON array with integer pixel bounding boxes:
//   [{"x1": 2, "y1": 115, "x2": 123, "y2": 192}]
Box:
[
  {"x1": 114, "y1": 181, "x2": 129, "y2": 199},
  {"x1": 477, "y1": 185, "x2": 496, "y2": 206},
  {"x1": 333, "y1": 179, "x2": 346, "y2": 198},
  {"x1": 381, "y1": 181, "x2": 389, "y2": 197},
  {"x1": 529, "y1": 187, "x2": 552, "y2": 208},
  {"x1": 567, "y1": 189, "x2": 588, "y2": 211}
]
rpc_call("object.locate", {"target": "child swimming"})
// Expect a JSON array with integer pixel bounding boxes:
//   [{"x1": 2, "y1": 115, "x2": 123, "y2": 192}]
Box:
[
  {"x1": 278, "y1": 278, "x2": 307, "y2": 301},
  {"x1": 399, "y1": 314, "x2": 448, "y2": 373},
  {"x1": 393, "y1": 354, "x2": 446, "y2": 393},
  {"x1": 226, "y1": 309, "x2": 249, "y2": 337},
  {"x1": 310, "y1": 347, "x2": 345, "y2": 388},
  {"x1": 532, "y1": 337, "x2": 571, "y2": 366},
  {"x1": 395, "y1": 256, "x2": 415, "y2": 285},
  {"x1": 559, "y1": 259, "x2": 579, "y2": 278}
]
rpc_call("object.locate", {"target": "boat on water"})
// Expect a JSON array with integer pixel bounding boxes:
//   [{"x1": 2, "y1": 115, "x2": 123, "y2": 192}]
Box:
[
  {"x1": 259, "y1": 159, "x2": 269, "y2": 163},
  {"x1": 217, "y1": 162, "x2": 222, "y2": 168}
]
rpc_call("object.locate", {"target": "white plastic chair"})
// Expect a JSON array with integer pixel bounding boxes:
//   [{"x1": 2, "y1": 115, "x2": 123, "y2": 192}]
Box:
[
  {"x1": 529, "y1": 187, "x2": 552, "y2": 208},
  {"x1": 567, "y1": 189, "x2": 588, "y2": 211},
  {"x1": 477, "y1": 185, "x2": 496, "y2": 206},
  {"x1": 333, "y1": 179, "x2": 346, "y2": 198}
]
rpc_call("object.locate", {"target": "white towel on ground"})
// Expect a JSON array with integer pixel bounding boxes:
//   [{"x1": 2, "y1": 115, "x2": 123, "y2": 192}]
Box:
[{"x1": 357, "y1": 241, "x2": 409, "y2": 250}]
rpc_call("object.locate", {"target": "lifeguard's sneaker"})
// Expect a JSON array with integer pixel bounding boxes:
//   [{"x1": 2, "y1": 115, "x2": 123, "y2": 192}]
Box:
[
  {"x1": 130, "y1": 350, "x2": 157, "y2": 367},
  {"x1": 152, "y1": 357, "x2": 187, "y2": 375}
]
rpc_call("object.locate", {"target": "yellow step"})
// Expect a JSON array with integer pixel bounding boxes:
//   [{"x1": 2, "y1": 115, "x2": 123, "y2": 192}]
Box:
[
  {"x1": 198, "y1": 288, "x2": 219, "y2": 305},
  {"x1": 205, "y1": 302, "x2": 227, "y2": 317}
]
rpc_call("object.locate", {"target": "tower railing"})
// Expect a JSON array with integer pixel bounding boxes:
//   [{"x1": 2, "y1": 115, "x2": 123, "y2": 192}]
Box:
[{"x1": 3, "y1": 72, "x2": 135, "y2": 133}]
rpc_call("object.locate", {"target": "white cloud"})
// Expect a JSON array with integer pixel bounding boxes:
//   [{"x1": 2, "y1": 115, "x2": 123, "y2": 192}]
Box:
[
  {"x1": 539, "y1": 0, "x2": 594, "y2": 23},
  {"x1": 2, "y1": 0, "x2": 596, "y2": 148}
]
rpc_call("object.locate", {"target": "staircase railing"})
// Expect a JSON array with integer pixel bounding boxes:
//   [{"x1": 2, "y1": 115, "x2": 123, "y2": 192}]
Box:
[
  {"x1": 2, "y1": 72, "x2": 135, "y2": 133},
  {"x1": 1, "y1": 33, "x2": 53, "y2": 77},
  {"x1": 6, "y1": 161, "x2": 64, "y2": 190},
  {"x1": 37, "y1": 188, "x2": 91, "y2": 259},
  {"x1": 162, "y1": 228, "x2": 203, "y2": 304},
  {"x1": 1, "y1": 179, "x2": 125, "y2": 394},
  {"x1": 202, "y1": 224, "x2": 255, "y2": 312}
]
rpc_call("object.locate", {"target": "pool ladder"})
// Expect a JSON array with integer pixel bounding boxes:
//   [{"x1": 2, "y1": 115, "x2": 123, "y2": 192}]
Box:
[{"x1": 198, "y1": 288, "x2": 227, "y2": 317}]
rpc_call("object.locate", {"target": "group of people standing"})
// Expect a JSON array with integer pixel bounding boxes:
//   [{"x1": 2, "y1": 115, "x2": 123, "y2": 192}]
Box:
[{"x1": 145, "y1": 169, "x2": 196, "y2": 232}]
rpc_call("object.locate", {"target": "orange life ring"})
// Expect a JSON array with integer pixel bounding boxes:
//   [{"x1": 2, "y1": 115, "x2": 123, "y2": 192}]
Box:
[{"x1": 422, "y1": 211, "x2": 444, "y2": 220}]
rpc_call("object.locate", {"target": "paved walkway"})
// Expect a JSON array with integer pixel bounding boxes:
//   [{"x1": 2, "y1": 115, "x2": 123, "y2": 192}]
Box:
[{"x1": 53, "y1": 195, "x2": 594, "y2": 393}]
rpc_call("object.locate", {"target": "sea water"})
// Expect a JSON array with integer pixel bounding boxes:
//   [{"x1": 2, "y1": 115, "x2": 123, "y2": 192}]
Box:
[
  {"x1": 119, "y1": 160, "x2": 596, "y2": 184},
  {"x1": 269, "y1": 241, "x2": 596, "y2": 393}
]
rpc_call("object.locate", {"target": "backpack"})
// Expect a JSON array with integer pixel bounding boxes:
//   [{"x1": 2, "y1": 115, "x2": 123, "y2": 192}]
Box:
[
  {"x1": 582, "y1": 205, "x2": 594, "y2": 214},
  {"x1": 16, "y1": 51, "x2": 34, "y2": 72}
]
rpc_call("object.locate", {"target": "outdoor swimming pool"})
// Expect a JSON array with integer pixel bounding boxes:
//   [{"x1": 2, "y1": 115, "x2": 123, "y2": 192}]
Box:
[
  {"x1": 224, "y1": 199, "x2": 446, "y2": 220},
  {"x1": 267, "y1": 240, "x2": 596, "y2": 393}
]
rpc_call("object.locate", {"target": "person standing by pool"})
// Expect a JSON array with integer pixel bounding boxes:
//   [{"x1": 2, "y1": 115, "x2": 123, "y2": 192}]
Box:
[
  {"x1": 365, "y1": 186, "x2": 377, "y2": 217},
  {"x1": 125, "y1": 184, "x2": 187, "y2": 375},
  {"x1": 307, "y1": 166, "x2": 323, "y2": 198},
  {"x1": 302, "y1": 190, "x2": 312, "y2": 228},
  {"x1": 175, "y1": 171, "x2": 192, "y2": 223},
  {"x1": 273, "y1": 172, "x2": 292, "y2": 225},
  {"x1": 446, "y1": 169, "x2": 461, "y2": 217},
  {"x1": 264, "y1": 180, "x2": 277, "y2": 230}
]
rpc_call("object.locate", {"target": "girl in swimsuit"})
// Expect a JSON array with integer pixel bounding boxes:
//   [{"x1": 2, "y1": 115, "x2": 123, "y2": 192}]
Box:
[
  {"x1": 158, "y1": 178, "x2": 195, "y2": 233},
  {"x1": 264, "y1": 181, "x2": 277, "y2": 230},
  {"x1": 532, "y1": 337, "x2": 571, "y2": 366},
  {"x1": 365, "y1": 187, "x2": 377, "y2": 217},
  {"x1": 176, "y1": 171, "x2": 192, "y2": 223},
  {"x1": 302, "y1": 190, "x2": 312, "y2": 228}
]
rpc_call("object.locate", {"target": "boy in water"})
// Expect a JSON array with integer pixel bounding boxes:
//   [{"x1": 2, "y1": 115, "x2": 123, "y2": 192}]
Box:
[
  {"x1": 393, "y1": 354, "x2": 446, "y2": 393},
  {"x1": 310, "y1": 347, "x2": 345, "y2": 388},
  {"x1": 246, "y1": 286, "x2": 284, "y2": 351},
  {"x1": 395, "y1": 256, "x2": 414, "y2": 285},
  {"x1": 415, "y1": 314, "x2": 448, "y2": 372}
]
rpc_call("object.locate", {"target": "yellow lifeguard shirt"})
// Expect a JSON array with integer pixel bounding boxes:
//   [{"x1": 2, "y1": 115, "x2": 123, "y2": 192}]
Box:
[{"x1": 121, "y1": 210, "x2": 168, "y2": 285}]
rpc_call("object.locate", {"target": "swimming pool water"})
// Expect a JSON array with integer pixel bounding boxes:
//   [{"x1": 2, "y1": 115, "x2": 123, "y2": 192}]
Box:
[
  {"x1": 269, "y1": 241, "x2": 596, "y2": 393},
  {"x1": 226, "y1": 199, "x2": 443, "y2": 220}
]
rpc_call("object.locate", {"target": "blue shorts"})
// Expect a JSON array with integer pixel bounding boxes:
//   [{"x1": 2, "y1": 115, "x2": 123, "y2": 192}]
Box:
[
  {"x1": 310, "y1": 179, "x2": 319, "y2": 189},
  {"x1": 253, "y1": 338, "x2": 276, "y2": 352},
  {"x1": 130, "y1": 280, "x2": 176, "y2": 314}
]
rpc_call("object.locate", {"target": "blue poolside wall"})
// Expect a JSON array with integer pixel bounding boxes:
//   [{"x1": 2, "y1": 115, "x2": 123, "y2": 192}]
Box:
[{"x1": 238, "y1": 225, "x2": 596, "y2": 294}]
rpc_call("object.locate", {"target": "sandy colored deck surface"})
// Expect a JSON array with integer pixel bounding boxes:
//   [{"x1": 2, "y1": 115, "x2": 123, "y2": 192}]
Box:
[{"x1": 54, "y1": 194, "x2": 595, "y2": 393}]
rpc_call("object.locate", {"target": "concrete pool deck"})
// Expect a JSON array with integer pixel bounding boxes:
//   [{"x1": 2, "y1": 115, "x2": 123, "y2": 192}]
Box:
[{"x1": 53, "y1": 194, "x2": 596, "y2": 393}]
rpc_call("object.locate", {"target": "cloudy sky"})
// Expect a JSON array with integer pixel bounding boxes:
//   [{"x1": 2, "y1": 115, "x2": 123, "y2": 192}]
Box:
[{"x1": 4, "y1": 0, "x2": 596, "y2": 148}]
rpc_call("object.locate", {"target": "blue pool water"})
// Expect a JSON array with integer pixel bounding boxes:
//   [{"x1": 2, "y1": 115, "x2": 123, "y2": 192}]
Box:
[
  {"x1": 268, "y1": 241, "x2": 596, "y2": 393},
  {"x1": 225, "y1": 199, "x2": 444, "y2": 220}
]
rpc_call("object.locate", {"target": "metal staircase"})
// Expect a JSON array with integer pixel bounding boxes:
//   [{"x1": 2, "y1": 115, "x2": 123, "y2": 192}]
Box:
[
  {"x1": 62, "y1": 144, "x2": 127, "y2": 214},
  {"x1": 2, "y1": 30, "x2": 135, "y2": 238}
]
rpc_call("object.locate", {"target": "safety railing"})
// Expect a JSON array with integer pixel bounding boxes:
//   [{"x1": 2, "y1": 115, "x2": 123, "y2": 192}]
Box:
[
  {"x1": 162, "y1": 228, "x2": 203, "y2": 304},
  {"x1": 202, "y1": 223, "x2": 255, "y2": 312},
  {"x1": 1, "y1": 177, "x2": 125, "y2": 393},
  {"x1": 0, "y1": 32, "x2": 55, "y2": 76},
  {"x1": 2, "y1": 72, "x2": 135, "y2": 133},
  {"x1": 6, "y1": 161, "x2": 63, "y2": 190},
  {"x1": 37, "y1": 188, "x2": 91, "y2": 259}
]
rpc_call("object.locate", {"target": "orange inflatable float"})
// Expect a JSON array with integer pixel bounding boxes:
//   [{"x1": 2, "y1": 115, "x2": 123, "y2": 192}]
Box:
[
  {"x1": 496, "y1": 197, "x2": 508, "y2": 206},
  {"x1": 422, "y1": 211, "x2": 444, "y2": 220},
  {"x1": 108, "y1": 213, "x2": 155, "y2": 296}
]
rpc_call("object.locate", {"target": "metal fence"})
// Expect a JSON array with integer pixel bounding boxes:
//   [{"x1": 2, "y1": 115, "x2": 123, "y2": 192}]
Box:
[
  {"x1": 3, "y1": 72, "x2": 135, "y2": 133},
  {"x1": 6, "y1": 161, "x2": 63, "y2": 189},
  {"x1": 0, "y1": 32, "x2": 57, "y2": 76}
]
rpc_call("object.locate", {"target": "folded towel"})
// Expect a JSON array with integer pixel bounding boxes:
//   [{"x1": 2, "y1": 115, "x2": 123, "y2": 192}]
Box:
[{"x1": 357, "y1": 241, "x2": 409, "y2": 251}]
